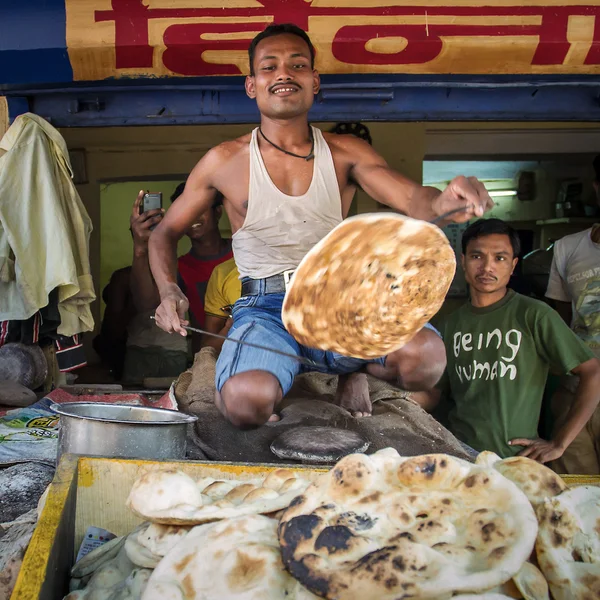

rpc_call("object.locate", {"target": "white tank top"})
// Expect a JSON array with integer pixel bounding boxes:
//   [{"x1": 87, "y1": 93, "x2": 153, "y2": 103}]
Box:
[{"x1": 232, "y1": 126, "x2": 343, "y2": 279}]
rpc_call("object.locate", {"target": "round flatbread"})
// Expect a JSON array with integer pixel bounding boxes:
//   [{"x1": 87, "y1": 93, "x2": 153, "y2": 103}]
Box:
[
  {"x1": 278, "y1": 448, "x2": 538, "y2": 600},
  {"x1": 535, "y1": 485, "x2": 600, "y2": 600},
  {"x1": 270, "y1": 426, "x2": 370, "y2": 464},
  {"x1": 125, "y1": 523, "x2": 192, "y2": 569},
  {"x1": 281, "y1": 213, "x2": 456, "y2": 359},
  {"x1": 511, "y1": 561, "x2": 550, "y2": 600},
  {"x1": 141, "y1": 515, "x2": 319, "y2": 600},
  {"x1": 475, "y1": 452, "x2": 566, "y2": 506},
  {"x1": 126, "y1": 468, "x2": 311, "y2": 525}
]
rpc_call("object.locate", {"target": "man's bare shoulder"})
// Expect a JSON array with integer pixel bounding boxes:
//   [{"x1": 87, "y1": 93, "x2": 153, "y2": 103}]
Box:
[
  {"x1": 189, "y1": 133, "x2": 251, "y2": 184},
  {"x1": 322, "y1": 131, "x2": 382, "y2": 163},
  {"x1": 209, "y1": 133, "x2": 252, "y2": 162}
]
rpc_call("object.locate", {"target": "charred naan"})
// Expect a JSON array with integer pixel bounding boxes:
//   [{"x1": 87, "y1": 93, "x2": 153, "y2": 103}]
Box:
[
  {"x1": 282, "y1": 213, "x2": 456, "y2": 359},
  {"x1": 126, "y1": 468, "x2": 310, "y2": 525},
  {"x1": 278, "y1": 448, "x2": 538, "y2": 600}
]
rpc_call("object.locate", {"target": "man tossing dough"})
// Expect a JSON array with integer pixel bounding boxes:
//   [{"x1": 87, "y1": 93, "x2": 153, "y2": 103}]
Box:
[{"x1": 150, "y1": 24, "x2": 493, "y2": 428}]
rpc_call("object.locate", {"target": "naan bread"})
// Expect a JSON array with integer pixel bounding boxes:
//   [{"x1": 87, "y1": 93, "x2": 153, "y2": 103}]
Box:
[
  {"x1": 511, "y1": 561, "x2": 550, "y2": 600},
  {"x1": 475, "y1": 452, "x2": 566, "y2": 506},
  {"x1": 535, "y1": 485, "x2": 600, "y2": 600},
  {"x1": 126, "y1": 469, "x2": 310, "y2": 525},
  {"x1": 278, "y1": 448, "x2": 538, "y2": 600},
  {"x1": 125, "y1": 523, "x2": 192, "y2": 569},
  {"x1": 471, "y1": 561, "x2": 549, "y2": 600},
  {"x1": 141, "y1": 515, "x2": 319, "y2": 600},
  {"x1": 282, "y1": 213, "x2": 456, "y2": 359}
]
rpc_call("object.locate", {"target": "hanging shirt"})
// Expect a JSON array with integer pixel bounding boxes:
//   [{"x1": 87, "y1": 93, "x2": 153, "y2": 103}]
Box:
[
  {"x1": 546, "y1": 226, "x2": 600, "y2": 358},
  {"x1": 0, "y1": 113, "x2": 95, "y2": 335},
  {"x1": 438, "y1": 290, "x2": 594, "y2": 458}
]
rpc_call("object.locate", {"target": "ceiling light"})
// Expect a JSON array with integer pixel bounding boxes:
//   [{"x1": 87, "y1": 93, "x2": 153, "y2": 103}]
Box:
[{"x1": 489, "y1": 190, "x2": 517, "y2": 197}]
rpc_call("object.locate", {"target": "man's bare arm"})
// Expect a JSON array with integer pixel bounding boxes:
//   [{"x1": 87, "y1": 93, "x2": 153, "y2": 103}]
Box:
[
  {"x1": 201, "y1": 315, "x2": 233, "y2": 352},
  {"x1": 411, "y1": 388, "x2": 442, "y2": 412},
  {"x1": 510, "y1": 357, "x2": 600, "y2": 463},
  {"x1": 149, "y1": 148, "x2": 223, "y2": 334},
  {"x1": 129, "y1": 191, "x2": 163, "y2": 312},
  {"x1": 336, "y1": 136, "x2": 492, "y2": 225}
]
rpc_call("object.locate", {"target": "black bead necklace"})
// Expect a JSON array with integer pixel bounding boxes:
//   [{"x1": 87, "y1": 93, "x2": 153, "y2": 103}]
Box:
[{"x1": 258, "y1": 126, "x2": 315, "y2": 161}]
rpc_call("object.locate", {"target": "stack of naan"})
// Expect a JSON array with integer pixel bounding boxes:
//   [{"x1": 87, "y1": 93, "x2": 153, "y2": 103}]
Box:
[{"x1": 64, "y1": 450, "x2": 600, "y2": 599}]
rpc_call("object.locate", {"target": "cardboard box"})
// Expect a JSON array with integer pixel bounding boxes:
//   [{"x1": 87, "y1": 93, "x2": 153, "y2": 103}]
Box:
[{"x1": 11, "y1": 455, "x2": 600, "y2": 599}]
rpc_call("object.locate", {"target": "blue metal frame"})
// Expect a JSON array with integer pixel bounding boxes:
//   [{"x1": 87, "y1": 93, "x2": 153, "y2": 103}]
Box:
[
  {"x1": 4, "y1": 74, "x2": 600, "y2": 126},
  {"x1": 1, "y1": 1, "x2": 599, "y2": 125}
]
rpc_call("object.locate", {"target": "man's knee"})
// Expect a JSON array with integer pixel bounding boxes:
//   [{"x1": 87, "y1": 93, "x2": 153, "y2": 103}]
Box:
[
  {"x1": 386, "y1": 328, "x2": 446, "y2": 391},
  {"x1": 219, "y1": 370, "x2": 282, "y2": 429}
]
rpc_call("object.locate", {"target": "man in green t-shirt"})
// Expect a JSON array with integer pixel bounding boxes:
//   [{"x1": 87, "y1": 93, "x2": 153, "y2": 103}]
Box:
[{"x1": 418, "y1": 218, "x2": 600, "y2": 463}]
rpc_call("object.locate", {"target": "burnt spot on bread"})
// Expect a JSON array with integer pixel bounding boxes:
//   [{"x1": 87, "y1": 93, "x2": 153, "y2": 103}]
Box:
[
  {"x1": 350, "y1": 546, "x2": 398, "y2": 574},
  {"x1": 421, "y1": 459, "x2": 437, "y2": 477},
  {"x1": 288, "y1": 495, "x2": 305, "y2": 509},
  {"x1": 465, "y1": 475, "x2": 476, "y2": 488},
  {"x1": 359, "y1": 491, "x2": 382, "y2": 504},
  {"x1": 174, "y1": 552, "x2": 194, "y2": 574},
  {"x1": 546, "y1": 476, "x2": 564, "y2": 495},
  {"x1": 285, "y1": 556, "x2": 331, "y2": 598},
  {"x1": 227, "y1": 551, "x2": 266, "y2": 591},
  {"x1": 335, "y1": 511, "x2": 376, "y2": 531},
  {"x1": 552, "y1": 531, "x2": 565, "y2": 547},
  {"x1": 572, "y1": 549, "x2": 584, "y2": 562},
  {"x1": 385, "y1": 576, "x2": 398, "y2": 589},
  {"x1": 481, "y1": 522, "x2": 497, "y2": 543},
  {"x1": 182, "y1": 573, "x2": 195, "y2": 597},
  {"x1": 392, "y1": 556, "x2": 406, "y2": 572},
  {"x1": 550, "y1": 511, "x2": 563, "y2": 525},
  {"x1": 489, "y1": 546, "x2": 507, "y2": 560},
  {"x1": 280, "y1": 514, "x2": 323, "y2": 560},
  {"x1": 391, "y1": 531, "x2": 415, "y2": 543},
  {"x1": 314, "y1": 526, "x2": 355, "y2": 554},
  {"x1": 442, "y1": 498, "x2": 451, "y2": 505},
  {"x1": 333, "y1": 467, "x2": 344, "y2": 484}
]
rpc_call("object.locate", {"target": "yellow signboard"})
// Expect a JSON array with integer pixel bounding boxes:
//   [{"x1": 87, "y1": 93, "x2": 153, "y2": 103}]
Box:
[{"x1": 65, "y1": 1, "x2": 600, "y2": 81}]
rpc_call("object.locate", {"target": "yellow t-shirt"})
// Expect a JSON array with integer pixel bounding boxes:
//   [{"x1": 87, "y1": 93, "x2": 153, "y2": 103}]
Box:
[{"x1": 204, "y1": 257, "x2": 241, "y2": 318}]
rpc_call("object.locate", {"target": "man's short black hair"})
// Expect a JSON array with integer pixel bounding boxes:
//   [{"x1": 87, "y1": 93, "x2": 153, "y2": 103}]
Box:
[
  {"x1": 593, "y1": 154, "x2": 600, "y2": 182},
  {"x1": 461, "y1": 218, "x2": 521, "y2": 257},
  {"x1": 171, "y1": 181, "x2": 223, "y2": 209},
  {"x1": 248, "y1": 23, "x2": 315, "y2": 76}
]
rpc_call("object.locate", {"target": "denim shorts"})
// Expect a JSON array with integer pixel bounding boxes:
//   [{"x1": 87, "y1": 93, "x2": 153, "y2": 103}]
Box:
[{"x1": 215, "y1": 289, "x2": 439, "y2": 396}]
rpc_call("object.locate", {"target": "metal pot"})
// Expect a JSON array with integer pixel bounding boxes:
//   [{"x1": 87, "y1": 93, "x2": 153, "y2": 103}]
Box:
[{"x1": 50, "y1": 402, "x2": 198, "y2": 462}]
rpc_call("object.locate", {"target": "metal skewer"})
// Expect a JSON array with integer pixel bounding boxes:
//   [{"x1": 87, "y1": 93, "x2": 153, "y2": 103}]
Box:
[{"x1": 150, "y1": 316, "x2": 321, "y2": 368}]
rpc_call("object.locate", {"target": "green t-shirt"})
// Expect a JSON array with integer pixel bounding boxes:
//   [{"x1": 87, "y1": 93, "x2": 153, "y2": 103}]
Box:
[{"x1": 438, "y1": 290, "x2": 594, "y2": 458}]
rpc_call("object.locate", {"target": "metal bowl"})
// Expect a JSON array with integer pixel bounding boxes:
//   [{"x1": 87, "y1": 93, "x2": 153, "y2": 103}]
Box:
[{"x1": 50, "y1": 402, "x2": 198, "y2": 462}]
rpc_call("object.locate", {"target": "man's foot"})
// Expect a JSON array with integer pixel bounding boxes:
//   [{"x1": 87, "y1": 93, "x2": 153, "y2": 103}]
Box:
[{"x1": 335, "y1": 372, "x2": 372, "y2": 417}]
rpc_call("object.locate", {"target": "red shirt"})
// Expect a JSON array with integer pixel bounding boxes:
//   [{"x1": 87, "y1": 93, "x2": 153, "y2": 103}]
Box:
[{"x1": 177, "y1": 243, "x2": 233, "y2": 327}]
